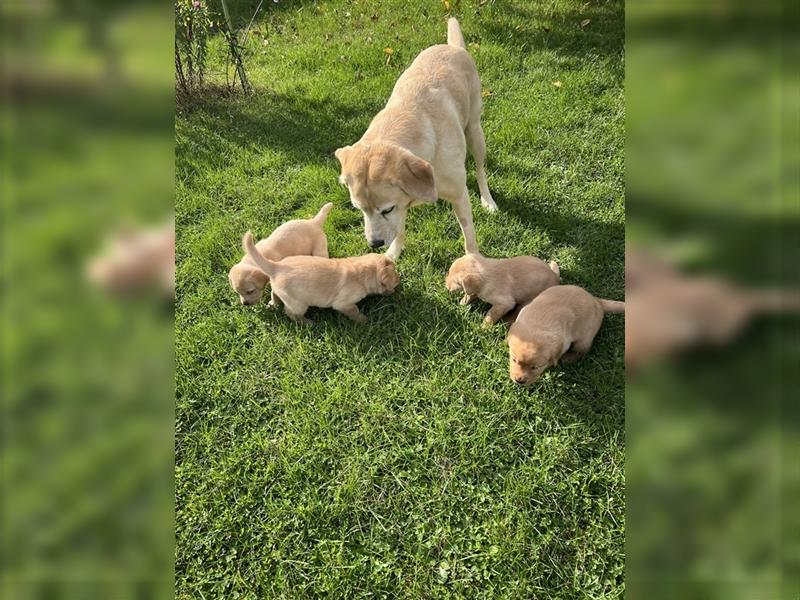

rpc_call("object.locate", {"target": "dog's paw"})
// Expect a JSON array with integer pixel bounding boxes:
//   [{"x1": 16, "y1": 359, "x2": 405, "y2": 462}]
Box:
[
  {"x1": 386, "y1": 247, "x2": 403, "y2": 261},
  {"x1": 481, "y1": 197, "x2": 498, "y2": 213},
  {"x1": 459, "y1": 294, "x2": 472, "y2": 305}
]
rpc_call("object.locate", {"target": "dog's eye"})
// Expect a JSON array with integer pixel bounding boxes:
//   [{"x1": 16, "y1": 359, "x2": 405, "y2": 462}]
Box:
[{"x1": 380, "y1": 206, "x2": 395, "y2": 216}]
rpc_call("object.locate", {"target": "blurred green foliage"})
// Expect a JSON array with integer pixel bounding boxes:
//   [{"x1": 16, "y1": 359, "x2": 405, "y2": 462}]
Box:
[
  {"x1": 626, "y1": 1, "x2": 799, "y2": 598},
  {"x1": 2, "y1": 3, "x2": 175, "y2": 599}
]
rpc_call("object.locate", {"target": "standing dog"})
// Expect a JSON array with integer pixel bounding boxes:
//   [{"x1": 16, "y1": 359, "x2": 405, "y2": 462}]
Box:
[{"x1": 335, "y1": 18, "x2": 496, "y2": 260}]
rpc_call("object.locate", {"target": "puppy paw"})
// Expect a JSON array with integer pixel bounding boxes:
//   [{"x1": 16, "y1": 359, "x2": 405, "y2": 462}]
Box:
[{"x1": 459, "y1": 294, "x2": 473, "y2": 305}]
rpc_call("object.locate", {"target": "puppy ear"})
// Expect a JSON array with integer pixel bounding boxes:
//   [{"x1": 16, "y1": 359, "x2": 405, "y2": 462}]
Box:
[
  {"x1": 379, "y1": 259, "x2": 400, "y2": 289},
  {"x1": 252, "y1": 267, "x2": 269, "y2": 286},
  {"x1": 334, "y1": 145, "x2": 352, "y2": 166},
  {"x1": 397, "y1": 151, "x2": 437, "y2": 203},
  {"x1": 460, "y1": 273, "x2": 481, "y2": 295}
]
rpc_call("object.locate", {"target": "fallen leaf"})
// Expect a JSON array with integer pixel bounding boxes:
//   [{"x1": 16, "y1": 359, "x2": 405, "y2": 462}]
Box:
[
  {"x1": 383, "y1": 47, "x2": 394, "y2": 54},
  {"x1": 442, "y1": 0, "x2": 451, "y2": 10},
  {"x1": 469, "y1": 42, "x2": 480, "y2": 50},
  {"x1": 581, "y1": 18, "x2": 591, "y2": 28},
  {"x1": 481, "y1": 89, "x2": 493, "y2": 97},
  {"x1": 552, "y1": 80, "x2": 563, "y2": 88}
]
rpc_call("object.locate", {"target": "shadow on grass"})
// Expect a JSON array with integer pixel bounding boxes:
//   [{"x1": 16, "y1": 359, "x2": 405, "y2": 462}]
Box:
[
  {"x1": 476, "y1": 0, "x2": 624, "y2": 67},
  {"x1": 177, "y1": 89, "x2": 381, "y2": 172}
]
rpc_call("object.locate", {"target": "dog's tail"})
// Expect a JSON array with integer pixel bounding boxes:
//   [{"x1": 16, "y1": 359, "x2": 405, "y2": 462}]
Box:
[
  {"x1": 743, "y1": 289, "x2": 800, "y2": 313},
  {"x1": 548, "y1": 260, "x2": 561, "y2": 280},
  {"x1": 312, "y1": 202, "x2": 334, "y2": 226},
  {"x1": 447, "y1": 18, "x2": 466, "y2": 50},
  {"x1": 598, "y1": 298, "x2": 625, "y2": 314},
  {"x1": 243, "y1": 231, "x2": 278, "y2": 276}
]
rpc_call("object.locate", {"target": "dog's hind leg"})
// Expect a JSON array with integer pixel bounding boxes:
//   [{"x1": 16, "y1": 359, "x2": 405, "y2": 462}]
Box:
[
  {"x1": 282, "y1": 299, "x2": 312, "y2": 325},
  {"x1": 334, "y1": 303, "x2": 368, "y2": 324},
  {"x1": 466, "y1": 121, "x2": 497, "y2": 212}
]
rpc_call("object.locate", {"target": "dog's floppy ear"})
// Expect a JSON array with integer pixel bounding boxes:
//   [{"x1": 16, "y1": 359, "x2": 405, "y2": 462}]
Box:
[
  {"x1": 334, "y1": 145, "x2": 352, "y2": 166},
  {"x1": 397, "y1": 151, "x2": 437, "y2": 203},
  {"x1": 460, "y1": 273, "x2": 481, "y2": 295}
]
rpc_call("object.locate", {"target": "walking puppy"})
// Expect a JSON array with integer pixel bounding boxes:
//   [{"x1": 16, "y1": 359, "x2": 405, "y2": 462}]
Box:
[
  {"x1": 445, "y1": 253, "x2": 561, "y2": 327},
  {"x1": 335, "y1": 18, "x2": 496, "y2": 260},
  {"x1": 242, "y1": 232, "x2": 400, "y2": 325},
  {"x1": 229, "y1": 203, "x2": 332, "y2": 305},
  {"x1": 507, "y1": 285, "x2": 625, "y2": 385}
]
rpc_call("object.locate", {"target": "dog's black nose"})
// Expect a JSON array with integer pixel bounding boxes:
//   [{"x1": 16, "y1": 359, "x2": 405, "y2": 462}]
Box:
[
  {"x1": 242, "y1": 299, "x2": 252, "y2": 306},
  {"x1": 369, "y1": 238, "x2": 385, "y2": 249},
  {"x1": 514, "y1": 377, "x2": 527, "y2": 385}
]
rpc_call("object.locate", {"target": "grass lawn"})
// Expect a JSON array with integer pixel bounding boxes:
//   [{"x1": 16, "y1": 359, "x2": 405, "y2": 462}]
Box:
[{"x1": 175, "y1": 0, "x2": 625, "y2": 597}]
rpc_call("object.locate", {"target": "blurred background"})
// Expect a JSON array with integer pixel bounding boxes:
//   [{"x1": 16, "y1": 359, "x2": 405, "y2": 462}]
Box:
[
  {"x1": 2, "y1": 1, "x2": 175, "y2": 598},
  {"x1": 626, "y1": 0, "x2": 798, "y2": 598},
  {"x1": 1, "y1": 0, "x2": 797, "y2": 598}
]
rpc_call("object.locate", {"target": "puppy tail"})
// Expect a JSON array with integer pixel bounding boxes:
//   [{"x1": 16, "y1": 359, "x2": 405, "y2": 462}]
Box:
[
  {"x1": 242, "y1": 231, "x2": 278, "y2": 277},
  {"x1": 599, "y1": 298, "x2": 625, "y2": 314},
  {"x1": 743, "y1": 289, "x2": 800, "y2": 313},
  {"x1": 312, "y1": 202, "x2": 334, "y2": 226},
  {"x1": 447, "y1": 18, "x2": 466, "y2": 50},
  {"x1": 548, "y1": 260, "x2": 560, "y2": 279}
]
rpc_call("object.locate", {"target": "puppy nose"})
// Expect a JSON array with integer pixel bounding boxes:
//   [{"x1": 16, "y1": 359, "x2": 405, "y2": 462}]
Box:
[
  {"x1": 241, "y1": 299, "x2": 252, "y2": 305},
  {"x1": 514, "y1": 377, "x2": 527, "y2": 385},
  {"x1": 369, "y1": 238, "x2": 384, "y2": 248}
]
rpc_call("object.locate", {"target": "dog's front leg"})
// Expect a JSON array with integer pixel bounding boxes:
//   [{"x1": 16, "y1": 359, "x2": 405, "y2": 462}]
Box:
[
  {"x1": 452, "y1": 190, "x2": 479, "y2": 253},
  {"x1": 386, "y1": 219, "x2": 406, "y2": 261}
]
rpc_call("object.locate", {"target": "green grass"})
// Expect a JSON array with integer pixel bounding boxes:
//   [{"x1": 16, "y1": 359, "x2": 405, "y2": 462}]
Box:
[{"x1": 175, "y1": 0, "x2": 624, "y2": 597}]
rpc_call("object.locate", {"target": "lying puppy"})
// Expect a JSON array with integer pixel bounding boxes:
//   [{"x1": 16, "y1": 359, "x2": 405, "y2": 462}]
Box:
[
  {"x1": 87, "y1": 218, "x2": 175, "y2": 297},
  {"x1": 335, "y1": 18, "x2": 496, "y2": 260},
  {"x1": 242, "y1": 231, "x2": 400, "y2": 325},
  {"x1": 445, "y1": 253, "x2": 561, "y2": 327},
  {"x1": 507, "y1": 285, "x2": 625, "y2": 385},
  {"x1": 229, "y1": 203, "x2": 332, "y2": 305}
]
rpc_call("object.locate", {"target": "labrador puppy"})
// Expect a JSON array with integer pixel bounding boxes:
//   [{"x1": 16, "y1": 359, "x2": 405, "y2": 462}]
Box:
[
  {"x1": 229, "y1": 202, "x2": 332, "y2": 306},
  {"x1": 242, "y1": 231, "x2": 400, "y2": 325},
  {"x1": 446, "y1": 253, "x2": 561, "y2": 327},
  {"x1": 87, "y1": 218, "x2": 175, "y2": 296},
  {"x1": 507, "y1": 285, "x2": 625, "y2": 385},
  {"x1": 335, "y1": 18, "x2": 496, "y2": 260}
]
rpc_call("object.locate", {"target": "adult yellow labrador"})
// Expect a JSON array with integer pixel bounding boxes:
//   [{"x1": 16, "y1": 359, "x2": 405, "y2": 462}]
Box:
[{"x1": 335, "y1": 18, "x2": 496, "y2": 260}]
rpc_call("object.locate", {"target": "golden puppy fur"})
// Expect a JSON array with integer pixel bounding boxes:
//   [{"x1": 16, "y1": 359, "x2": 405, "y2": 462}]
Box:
[
  {"x1": 445, "y1": 253, "x2": 561, "y2": 327},
  {"x1": 335, "y1": 18, "x2": 496, "y2": 260},
  {"x1": 507, "y1": 285, "x2": 625, "y2": 385},
  {"x1": 87, "y1": 219, "x2": 175, "y2": 296},
  {"x1": 242, "y1": 232, "x2": 400, "y2": 325},
  {"x1": 229, "y1": 203, "x2": 332, "y2": 306}
]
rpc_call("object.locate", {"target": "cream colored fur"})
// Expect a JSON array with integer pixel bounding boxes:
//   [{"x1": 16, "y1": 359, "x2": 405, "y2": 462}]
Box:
[
  {"x1": 229, "y1": 203, "x2": 332, "y2": 305},
  {"x1": 335, "y1": 18, "x2": 496, "y2": 260},
  {"x1": 445, "y1": 253, "x2": 561, "y2": 327},
  {"x1": 242, "y1": 232, "x2": 400, "y2": 325},
  {"x1": 507, "y1": 285, "x2": 625, "y2": 385}
]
